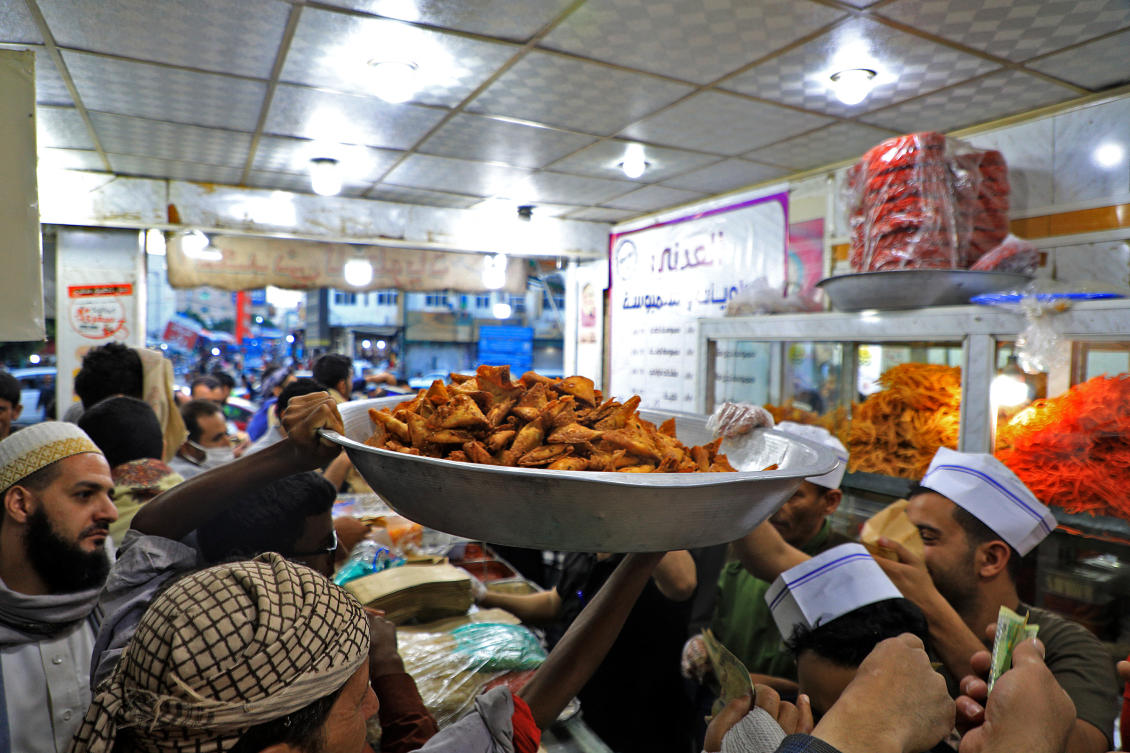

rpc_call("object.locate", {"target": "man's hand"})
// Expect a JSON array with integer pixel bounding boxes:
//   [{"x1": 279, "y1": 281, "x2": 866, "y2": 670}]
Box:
[
  {"x1": 813, "y1": 634, "x2": 954, "y2": 753},
  {"x1": 957, "y1": 639, "x2": 1074, "y2": 753},
  {"x1": 680, "y1": 634, "x2": 709, "y2": 682},
  {"x1": 281, "y1": 392, "x2": 345, "y2": 467},
  {"x1": 703, "y1": 686, "x2": 813, "y2": 753},
  {"x1": 365, "y1": 609, "x2": 406, "y2": 679},
  {"x1": 872, "y1": 537, "x2": 948, "y2": 613}
]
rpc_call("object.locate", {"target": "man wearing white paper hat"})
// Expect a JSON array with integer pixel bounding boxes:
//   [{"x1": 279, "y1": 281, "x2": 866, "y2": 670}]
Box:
[
  {"x1": 698, "y1": 423, "x2": 851, "y2": 696},
  {"x1": 0, "y1": 422, "x2": 118, "y2": 753},
  {"x1": 875, "y1": 447, "x2": 1117, "y2": 753}
]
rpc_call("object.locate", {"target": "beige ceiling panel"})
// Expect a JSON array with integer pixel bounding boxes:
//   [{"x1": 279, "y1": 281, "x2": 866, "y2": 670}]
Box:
[
  {"x1": 658, "y1": 157, "x2": 786, "y2": 194},
  {"x1": 91, "y1": 113, "x2": 251, "y2": 166},
  {"x1": 1025, "y1": 30, "x2": 1130, "y2": 91},
  {"x1": 384, "y1": 153, "x2": 532, "y2": 197},
  {"x1": 601, "y1": 184, "x2": 707, "y2": 212},
  {"x1": 418, "y1": 113, "x2": 596, "y2": 169},
  {"x1": 108, "y1": 153, "x2": 243, "y2": 184},
  {"x1": 744, "y1": 122, "x2": 897, "y2": 171},
  {"x1": 522, "y1": 170, "x2": 638, "y2": 205}
]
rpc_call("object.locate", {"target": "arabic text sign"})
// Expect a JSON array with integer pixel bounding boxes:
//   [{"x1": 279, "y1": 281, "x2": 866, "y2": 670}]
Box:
[
  {"x1": 609, "y1": 193, "x2": 787, "y2": 412},
  {"x1": 67, "y1": 283, "x2": 133, "y2": 340}
]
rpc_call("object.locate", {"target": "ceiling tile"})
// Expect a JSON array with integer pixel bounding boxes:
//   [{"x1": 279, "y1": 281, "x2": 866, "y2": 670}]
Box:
[
  {"x1": 0, "y1": 44, "x2": 73, "y2": 105},
  {"x1": 108, "y1": 153, "x2": 242, "y2": 184},
  {"x1": 466, "y1": 50, "x2": 694, "y2": 135},
  {"x1": 39, "y1": 148, "x2": 105, "y2": 171},
  {"x1": 542, "y1": 0, "x2": 845, "y2": 84},
  {"x1": 37, "y1": 106, "x2": 94, "y2": 149},
  {"x1": 366, "y1": 184, "x2": 482, "y2": 208},
  {"x1": 314, "y1": 0, "x2": 577, "y2": 42},
  {"x1": 601, "y1": 184, "x2": 707, "y2": 212},
  {"x1": 251, "y1": 135, "x2": 403, "y2": 183},
  {"x1": 384, "y1": 154, "x2": 531, "y2": 196},
  {"x1": 862, "y1": 70, "x2": 1080, "y2": 134},
  {"x1": 90, "y1": 113, "x2": 251, "y2": 166},
  {"x1": 1025, "y1": 30, "x2": 1130, "y2": 91},
  {"x1": 264, "y1": 84, "x2": 447, "y2": 150},
  {"x1": 245, "y1": 169, "x2": 314, "y2": 194},
  {"x1": 418, "y1": 114, "x2": 596, "y2": 169},
  {"x1": 546, "y1": 139, "x2": 721, "y2": 183},
  {"x1": 620, "y1": 90, "x2": 833, "y2": 155},
  {"x1": 0, "y1": 0, "x2": 42, "y2": 43},
  {"x1": 744, "y1": 122, "x2": 898, "y2": 171},
  {"x1": 878, "y1": 0, "x2": 1130, "y2": 62},
  {"x1": 281, "y1": 7, "x2": 518, "y2": 107},
  {"x1": 660, "y1": 158, "x2": 787, "y2": 193},
  {"x1": 64, "y1": 51, "x2": 266, "y2": 130},
  {"x1": 39, "y1": 0, "x2": 289, "y2": 78},
  {"x1": 469, "y1": 199, "x2": 584, "y2": 218},
  {"x1": 563, "y1": 206, "x2": 639, "y2": 222},
  {"x1": 722, "y1": 17, "x2": 998, "y2": 118},
  {"x1": 524, "y1": 171, "x2": 639, "y2": 204}
]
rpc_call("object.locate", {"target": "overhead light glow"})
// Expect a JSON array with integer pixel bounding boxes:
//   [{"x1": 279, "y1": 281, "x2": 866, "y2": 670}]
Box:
[
  {"x1": 145, "y1": 228, "x2": 166, "y2": 256},
  {"x1": 361, "y1": 339, "x2": 372, "y2": 349},
  {"x1": 285, "y1": 334, "x2": 296, "y2": 344},
  {"x1": 181, "y1": 230, "x2": 223, "y2": 261},
  {"x1": 159, "y1": 343, "x2": 168, "y2": 350},
  {"x1": 482, "y1": 253, "x2": 508, "y2": 290},
  {"x1": 991, "y1": 373, "x2": 1029, "y2": 408},
  {"x1": 368, "y1": 60, "x2": 418, "y2": 104},
  {"x1": 1094, "y1": 142, "x2": 1126, "y2": 169},
  {"x1": 372, "y1": 0, "x2": 420, "y2": 21},
  {"x1": 344, "y1": 258, "x2": 374, "y2": 287},
  {"x1": 211, "y1": 347, "x2": 221, "y2": 357},
  {"x1": 492, "y1": 302, "x2": 512, "y2": 319},
  {"x1": 376, "y1": 340, "x2": 387, "y2": 349},
  {"x1": 29, "y1": 354, "x2": 41, "y2": 365},
  {"x1": 619, "y1": 143, "x2": 648, "y2": 179},
  {"x1": 829, "y1": 68, "x2": 877, "y2": 106},
  {"x1": 309, "y1": 157, "x2": 343, "y2": 196}
]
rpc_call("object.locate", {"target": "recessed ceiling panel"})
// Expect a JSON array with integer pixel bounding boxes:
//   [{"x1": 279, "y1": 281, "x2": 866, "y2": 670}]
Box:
[
  {"x1": 39, "y1": 0, "x2": 290, "y2": 77},
  {"x1": 601, "y1": 184, "x2": 707, "y2": 212},
  {"x1": 621, "y1": 90, "x2": 833, "y2": 155},
  {"x1": 418, "y1": 114, "x2": 596, "y2": 169},
  {"x1": 64, "y1": 51, "x2": 266, "y2": 130},
  {"x1": 91, "y1": 113, "x2": 251, "y2": 166},
  {"x1": 264, "y1": 84, "x2": 446, "y2": 150},
  {"x1": 467, "y1": 51, "x2": 694, "y2": 136},
  {"x1": 251, "y1": 135, "x2": 403, "y2": 184},
  {"x1": 542, "y1": 0, "x2": 845, "y2": 84},
  {"x1": 314, "y1": 0, "x2": 578, "y2": 42},
  {"x1": 659, "y1": 158, "x2": 786, "y2": 194},
  {"x1": 0, "y1": 0, "x2": 42, "y2": 43},
  {"x1": 862, "y1": 70, "x2": 1080, "y2": 134},
  {"x1": 547, "y1": 139, "x2": 721, "y2": 183},
  {"x1": 523, "y1": 170, "x2": 639, "y2": 205},
  {"x1": 879, "y1": 0, "x2": 1130, "y2": 62},
  {"x1": 1025, "y1": 30, "x2": 1130, "y2": 91},
  {"x1": 744, "y1": 122, "x2": 897, "y2": 171},
  {"x1": 108, "y1": 153, "x2": 243, "y2": 184},
  {"x1": 384, "y1": 153, "x2": 532, "y2": 197},
  {"x1": 37, "y1": 106, "x2": 94, "y2": 149},
  {"x1": 722, "y1": 17, "x2": 998, "y2": 118},
  {"x1": 281, "y1": 7, "x2": 518, "y2": 107}
]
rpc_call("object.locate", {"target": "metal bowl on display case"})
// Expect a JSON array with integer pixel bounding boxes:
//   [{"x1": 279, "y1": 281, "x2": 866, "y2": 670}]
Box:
[
  {"x1": 319, "y1": 396, "x2": 838, "y2": 553},
  {"x1": 817, "y1": 269, "x2": 1033, "y2": 312}
]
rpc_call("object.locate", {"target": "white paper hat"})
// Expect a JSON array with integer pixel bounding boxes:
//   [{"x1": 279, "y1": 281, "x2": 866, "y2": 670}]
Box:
[
  {"x1": 766, "y1": 543, "x2": 903, "y2": 639},
  {"x1": 776, "y1": 421, "x2": 849, "y2": 490},
  {"x1": 0, "y1": 422, "x2": 103, "y2": 492},
  {"x1": 920, "y1": 447, "x2": 1055, "y2": 556}
]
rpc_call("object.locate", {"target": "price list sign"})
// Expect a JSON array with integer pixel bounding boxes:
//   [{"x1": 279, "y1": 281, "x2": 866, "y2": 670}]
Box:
[{"x1": 609, "y1": 192, "x2": 788, "y2": 412}]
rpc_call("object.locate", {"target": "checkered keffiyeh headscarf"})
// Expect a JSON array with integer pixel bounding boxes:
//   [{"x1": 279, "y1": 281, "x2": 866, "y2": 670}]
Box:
[{"x1": 69, "y1": 554, "x2": 370, "y2": 753}]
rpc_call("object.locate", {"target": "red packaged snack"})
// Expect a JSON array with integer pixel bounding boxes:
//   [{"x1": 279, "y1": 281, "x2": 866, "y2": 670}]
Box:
[{"x1": 969, "y1": 234, "x2": 1038, "y2": 275}]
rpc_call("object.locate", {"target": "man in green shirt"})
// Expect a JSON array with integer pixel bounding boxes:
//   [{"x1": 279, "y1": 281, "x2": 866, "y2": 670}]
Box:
[{"x1": 708, "y1": 422, "x2": 850, "y2": 694}]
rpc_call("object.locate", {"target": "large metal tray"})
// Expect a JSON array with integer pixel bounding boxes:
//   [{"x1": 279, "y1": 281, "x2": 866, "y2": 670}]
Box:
[
  {"x1": 817, "y1": 269, "x2": 1032, "y2": 312},
  {"x1": 322, "y1": 396, "x2": 838, "y2": 552}
]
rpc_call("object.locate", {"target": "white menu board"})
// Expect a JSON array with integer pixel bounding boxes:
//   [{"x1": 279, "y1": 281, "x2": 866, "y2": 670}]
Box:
[{"x1": 609, "y1": 191, "x2": 788, "y2": 412}]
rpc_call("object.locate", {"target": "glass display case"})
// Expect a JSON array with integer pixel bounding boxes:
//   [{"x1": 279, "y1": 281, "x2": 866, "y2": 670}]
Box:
[{"x1": 696, "y1": 299, "x2": 1130, "y2": 649}]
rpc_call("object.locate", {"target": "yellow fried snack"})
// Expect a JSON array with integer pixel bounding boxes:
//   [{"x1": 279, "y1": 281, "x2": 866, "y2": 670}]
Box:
[{"x1": 364, "y1": 365, "x2": 735, "y2": 473}]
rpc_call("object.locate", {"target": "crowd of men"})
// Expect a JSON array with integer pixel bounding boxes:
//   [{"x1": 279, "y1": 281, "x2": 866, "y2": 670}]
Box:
[{"x1": 0, "y1": 343, "x2": 1126, "y2": 753}]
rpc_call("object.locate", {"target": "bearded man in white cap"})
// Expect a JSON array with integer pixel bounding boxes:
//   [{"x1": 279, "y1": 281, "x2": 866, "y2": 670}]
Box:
[
  {"x1": 0, "y1": 421, "x2": 118, "y2": 753},
  {"x1": 874, "y1": 447, "x2": 1118, "y2": 753}
]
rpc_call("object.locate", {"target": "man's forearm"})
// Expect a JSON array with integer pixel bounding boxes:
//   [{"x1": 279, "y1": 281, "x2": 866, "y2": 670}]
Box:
[
  {"x1": 1063, "y1": 719, "x2": 1110, "y2": 753},
  {"x1": 131, "y1": 439, "x2": 318, "y2": 540},
  {"x1": 372, "y1": 671, "x2": 439, "y2": 753},
  {"x1": 922, "y1": 600, "x2": 985, "y2": 681},
  {"x1": 736, "y1": 521, "x2": 809, "y2": 582},
  {"x1": 478, "y1": 590, "x2": 561, "y2": 625},
  {"x1": 652, "y1": 550, "x2": 696, "y2": 601}
]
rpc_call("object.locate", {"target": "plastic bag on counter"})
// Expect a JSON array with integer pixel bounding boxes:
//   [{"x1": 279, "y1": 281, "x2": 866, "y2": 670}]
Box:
[
  {"x1": 723, "y1": 277, "x2": 819, "y2": 316},
  {"x1": 969, "y1": 234, "x2": 1039, "y2": 275},
  {"x1": 333, "y1": 539, "x2": 405, "y2": 587},
  {"x1": 844, "y1": 133, "x2": 1008, "y2": 272},
  {"x1": 398, "y1": 615, "x2": 546, "y2": 727},
  {"x1": 706, "y1": 402, "x2": 775, "y2": 439}
]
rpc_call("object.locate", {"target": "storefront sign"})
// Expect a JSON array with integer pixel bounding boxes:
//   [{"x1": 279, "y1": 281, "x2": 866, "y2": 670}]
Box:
[
  {"x1": 567, "y1": 260, "x2": 608, "y2": 390},
  {"x1": 609, "y1": 192, "x2": 788, "y2": 412},
  {"x1": 66, "y1": 284, "x2": 133, "y2": 340},
  {"x1": 167, "y1": 235, "x2": 527, "y2": 294}
]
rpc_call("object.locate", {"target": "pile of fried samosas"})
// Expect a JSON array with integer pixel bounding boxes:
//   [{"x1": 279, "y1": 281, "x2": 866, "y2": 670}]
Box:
[{"x1": 365, "y1": 365, "x2": 735, "y2": 473}]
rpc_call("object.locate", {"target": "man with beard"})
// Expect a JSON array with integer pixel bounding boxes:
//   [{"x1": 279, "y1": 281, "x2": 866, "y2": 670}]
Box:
[
  {"x1": 874, "y1": 448, "x2": 1117, "y2": 753},
  {"x1": 0, "y1": 422, "x2": 117, "y2": 752}
]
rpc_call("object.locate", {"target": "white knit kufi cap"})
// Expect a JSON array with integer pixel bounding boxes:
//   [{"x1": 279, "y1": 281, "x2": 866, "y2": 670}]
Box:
[
  {"x1": 766, "y1": 543, "x2": 903, "y2": 639},
  {"x1": 776, "y1": 421, "x2": 849, "y2": 490},
  {"x1": 921, "y1": 447, "x2": 1055, "y2": 556},
  {"x1": 0, "y1": 422, "x2": 103, "y2": 492}
]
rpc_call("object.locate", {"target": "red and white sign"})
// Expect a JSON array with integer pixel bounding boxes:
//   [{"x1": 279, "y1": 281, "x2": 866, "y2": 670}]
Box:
[{"x1": 67, "y1": 283, "x2": 133, "y2": 340}]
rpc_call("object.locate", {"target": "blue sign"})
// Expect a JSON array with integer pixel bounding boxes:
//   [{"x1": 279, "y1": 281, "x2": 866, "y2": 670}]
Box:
[{"x1": 478, "y1": 326, "x2": 533, "y2": 376}]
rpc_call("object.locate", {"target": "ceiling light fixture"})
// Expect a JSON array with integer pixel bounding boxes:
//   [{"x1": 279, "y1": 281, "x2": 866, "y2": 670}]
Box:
[
  {"x1": 619, "y1": 143, "x2": 649, "y2": 179},
  {"x1": 344, "y1": 257, "x2": 374, "y2": 287},
  {"x1": 309, "y1": 157, "x2": 343, "y2": 196},
  {"x1": 829, "y1": 68, "x2": 877, "y2": 106},
  {"x1": 368, "y1": 60, "x2": 419, "y2": 104},
  {"x1": 482, "y1": 253, "x2": 508, "y2": 290},
  {"x1": 492, "y1": 301, "x2": 512, "y2": 319},
  {"x1": 1093, "y1": 142, "x2": 1126, "y2": 169}
]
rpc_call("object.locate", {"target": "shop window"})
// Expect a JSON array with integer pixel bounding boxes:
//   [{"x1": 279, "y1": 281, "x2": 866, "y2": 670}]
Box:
[
  {"x1": 424, "y1": 293, "x2": 450, "y2": 307},
  {"x1": 475, "y1": 295, "x2": 491, "y2": 308},
  {"x1": 377, "y1": 290, "x2": 399, "y2": 305},
  {"x1": 334, "y1": 291, "x2": 357, "y2": 306},
  {"x1": 510, "y1": 296, "x2": 526, "y2": 314}
]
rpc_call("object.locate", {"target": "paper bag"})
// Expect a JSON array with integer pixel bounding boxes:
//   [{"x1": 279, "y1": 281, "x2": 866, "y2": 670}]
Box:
[{"x1": 861, "y1": 498, "x2": 925, "y2": 562}]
